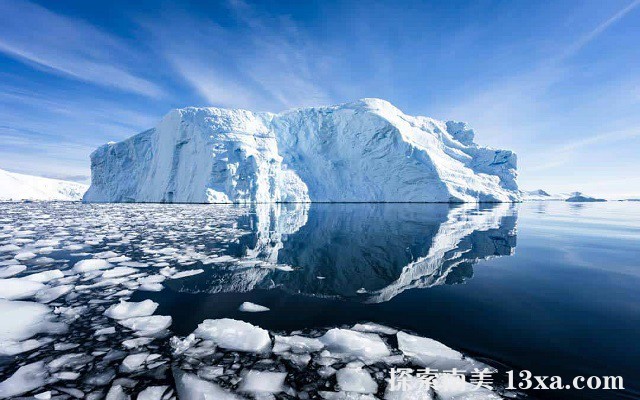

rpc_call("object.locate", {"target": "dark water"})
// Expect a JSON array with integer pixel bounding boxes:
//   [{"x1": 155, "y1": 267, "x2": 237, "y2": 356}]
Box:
[{"x1": 131, "y1": 201, "x2": 640, "y2": 399}]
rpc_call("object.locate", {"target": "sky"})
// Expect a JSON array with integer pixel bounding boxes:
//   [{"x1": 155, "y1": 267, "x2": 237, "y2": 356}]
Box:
[{"x1": 0, "y1": 0, "x2": 639, "y2": 198}]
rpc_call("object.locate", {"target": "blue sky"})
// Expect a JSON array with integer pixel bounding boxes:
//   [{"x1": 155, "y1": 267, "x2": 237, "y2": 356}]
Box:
[{"x1": 0, "y1": 0, "x2": 639, "y2": 198}]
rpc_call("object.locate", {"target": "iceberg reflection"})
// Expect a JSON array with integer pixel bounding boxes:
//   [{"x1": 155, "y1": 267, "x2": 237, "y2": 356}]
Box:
[{"x1": 171, "y1": 203, "x2": 517, "y2": 303}]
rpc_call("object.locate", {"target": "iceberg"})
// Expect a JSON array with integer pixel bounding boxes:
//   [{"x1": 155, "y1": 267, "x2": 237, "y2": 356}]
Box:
[
  {"x1": 84, "y1": 99, "x2": 519, "y2": 203},
  {"x1": 565, "y1": 192, "x2": 606, "y2": 202},
  {"x1": 0, "y1": 168, "x2": 87, "y2": 201}
]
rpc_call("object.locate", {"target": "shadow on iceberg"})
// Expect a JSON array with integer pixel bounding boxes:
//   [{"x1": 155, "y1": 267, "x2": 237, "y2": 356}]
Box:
[{"x1": 168, "y1": 202, "x2": 517, "y2": 303}]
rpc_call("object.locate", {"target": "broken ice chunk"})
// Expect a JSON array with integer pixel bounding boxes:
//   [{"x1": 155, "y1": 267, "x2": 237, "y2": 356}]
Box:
[
  {"x1": 118, "y1": 315, "x2": 172, "y2": 337},
  {"x1": 24, "y1": 269, "x2": 64, "y2": 283},
  {"x1": 73, "y1": 258, "x2": 111, "y2": 273},
  {"x1": 95, "y1": 327, "x2": 117, "y2": 336},
  {"x1": 239, "y1": 370, "x2": 287, "y2": 394},
  {"x1": 0, "y1": 264, "x2": 26, "y2": 278},
  {"x1": 194, "y1": 319, "x2": 271, "y2": 353},
  {"x1": 122, "y1": 337, "x2": 153, "y2": 349},
  {"x1": 120, "y1": 353, "x2": 150, "y2": 373},
  {"x1": 137, "y1": 386, "x2": 170, "y2": 400},
  {"x1": 351, "y1": 323, "x2": 398, "y2": 335},
  {"x1": 169, "y1": 269, "x2": 204, "y2": 279},
  {"x1": 336, "y1": 366, "x2": 378, "y2": 394},
  {"x1": 0, "y1": 299, "x2": 66, "y2": 355},
  {"x1": 273, "y1": 335, "x2": 324, "y2": 354},
  {"x1": 104, "y1": 300, "x2": 159, "y2": 320},
  {"x1": 102, "y1": 267, "x2": 138, "y2": 278},
  {"x1": 320, "y1": 329, "x2": 390, "y2": 361},
  {"x1": 0, "y1": 278, "x2": 46, "y2": 300},
  {"x1": 0, "y1": 361, "x2": 49, "y2": 398},
  {"x1": 14, "y1": 251, "x2": 37, "y2": 261},
  {"x1": 35, "y1": 284, "x2": 73, "y2": 303},
  {"x1": 105, "y1": 384, "x2": 130, "y2": 400},
  {"x1": 173, "y1": 368, "x2": 241, "y2": 400},
  {"x1": 238, "y1": 302, "x2": 270, "y2": 312},
  {"x1": 396, "y1": 332, "x2": 491, "y2": 371}
]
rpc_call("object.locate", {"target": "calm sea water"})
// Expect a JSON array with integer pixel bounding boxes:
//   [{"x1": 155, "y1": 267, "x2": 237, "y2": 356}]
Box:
[
  {"x1": 1, "y1": 201, "x2": 638, "y2": 399},
  {"x1": 131, "y1": 201, "x2": 640, "y2": 400}
]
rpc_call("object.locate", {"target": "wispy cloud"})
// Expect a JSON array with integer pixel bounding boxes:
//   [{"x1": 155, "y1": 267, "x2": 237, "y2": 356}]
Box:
[
  {"x1": 0, "y1": 0, "x2": 164, "y2": 98},
  {"x1": 560, "y1": 0, "x2": 640, "y2": 60},
  {"x1": 142, "y1": 1, "x2": 333, "y2": 111}
]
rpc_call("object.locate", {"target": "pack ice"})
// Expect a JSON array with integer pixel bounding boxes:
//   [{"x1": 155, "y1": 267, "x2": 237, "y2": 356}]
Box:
[{"x1": 84, "y1": 99, "x2": 519, "y2": 203}]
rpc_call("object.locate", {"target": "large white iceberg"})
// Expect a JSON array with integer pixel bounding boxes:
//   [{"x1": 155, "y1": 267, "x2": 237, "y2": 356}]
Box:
[
  {"x1": 0, "y1": 168, "x2": 87, "y2": 201},
  {"x1": 84, "y1": 99, "x2": 519, "y2": 203}
]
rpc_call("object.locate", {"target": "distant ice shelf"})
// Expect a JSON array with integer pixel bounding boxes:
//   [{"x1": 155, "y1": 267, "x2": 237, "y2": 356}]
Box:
[
  {"x1": 521, "y1": 189, "x2": 607, "y2": 202},
  {"x1": 0, "y1": 168, "x2": 87, "y2": 201},
  {"x1": 84, "y1": 98, "x2": 520, "y2": 203}
]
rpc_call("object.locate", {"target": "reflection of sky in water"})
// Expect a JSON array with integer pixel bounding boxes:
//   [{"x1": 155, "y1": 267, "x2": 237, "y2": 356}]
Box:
[{"x1": 149, "y1": 201, "x2": 640, "y2": 400}]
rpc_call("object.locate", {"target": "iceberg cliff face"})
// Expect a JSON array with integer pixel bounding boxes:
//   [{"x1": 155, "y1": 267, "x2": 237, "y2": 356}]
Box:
[{"x1": 84, "y1": 99, "x2": 519, "y2": 203}]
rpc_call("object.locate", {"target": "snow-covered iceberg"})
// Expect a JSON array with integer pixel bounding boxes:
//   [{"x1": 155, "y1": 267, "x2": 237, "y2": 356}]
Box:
[
  {"x1": 84, "y1": 99, "x2": 519, "y2": 203},
  {"x1": 565, "y1": 192, "x2": 606, "y2": 202},
  {"x1": 0, "y1": 168, "x2": 87, "y2": 201}
]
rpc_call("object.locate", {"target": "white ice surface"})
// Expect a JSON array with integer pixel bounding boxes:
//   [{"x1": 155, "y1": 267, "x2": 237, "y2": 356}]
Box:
[
  {"x1": 194, "y1": 319, "x2": 271, "y2": 353},
  {"x1": 238, "y1": 302, "x2": 270, "y2": 312},
  {"x1": 336, "y1": 366, "x2": 378, "y2": 394},
  {"x1": 0, "y1": 168, "x2": 87, "y2": 201},
  {"x1": 173, "y1": 368, "x2": 240, "y2": 400},
  {"x1": 117, "y1": 315, "x2": 172, "y2": 337},
  {"x1": 73, "y1": 259, "x2": 112, "y2": 273},
  {"x1": 320, "y1": 329, "x2": 390, "y2": 361},
  {"x1": 104, "y1": 300, "x2": 159, "y2": 320},
  {"x1": 0, "y1": 278, "x2": 46, "y2": 300},
  {"x1": 0, "y1": 361, "x2": 49, "y2": 398},
  {"x1": 137, "y1": 386, "x2": 169, "y2": 400},
  {"x1": 239, "y1": 370, "x2": 287, "y2": 394}
]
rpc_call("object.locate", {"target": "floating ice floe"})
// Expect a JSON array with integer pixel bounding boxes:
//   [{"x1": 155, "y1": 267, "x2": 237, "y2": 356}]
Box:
[
  {"x1": 35, "y1": 284, "x2": 74, "y2": 304},
  {"x1": 118, "y1": 315, "x2": 172, "y2": 337},
  {"x1": 102, "y1": 267, "x2": 138, "y2": 278},
  {"x1": 173, "y1": 368, "x2": 240, "y2": 400},
  {"x1": 239, "y1": 370, "x2": 287, "y2": 394},
  {"x1": 336, "y1": 364, "x2": 378, "y2": 394},
  {"x1": 0, "y1": 264, "x2": 26, "y2": 278},
  {"x1": 397, "y1": 331, "x2": 491, "y2": 371},
  {"x1": 169, "y1": 269, "x2": 204, "y2": 279},
  {"x1": 194, "y1": 318, "x2": 271, "y2": 353},
  {"x1": 104, "y1": 300, "x2": 159, "y2": 320},
  {"x1": 320, "y1": 328, "x2": 391, "y2": 361},
  {"x1": 352, "y1": 322, "x2": 398, "y2": 335},
  {"x1": 0, "y1": 278, "x2": 46, "y2": 300},
  {"x1": 238, "y1": 301, "x2": 270, "y2": 312},
  {"x1": 23, "y1": 269, "x2": 64, "y2": 283},
  {"x1": 14, "y1": 251, "x2": 37, "y2": 261},
  {"x1": 73, "y1": 258, "x2": 111, "y2": 273},
  {"x1": 0, "y1": 361, "x2": 50, "y2": 398},
  {"x1": 137, "y1": 385, "x2": 171, "y2": 400},
  {"x1": 273, "y1": 334, "x2": 324, "y2": 354}
]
